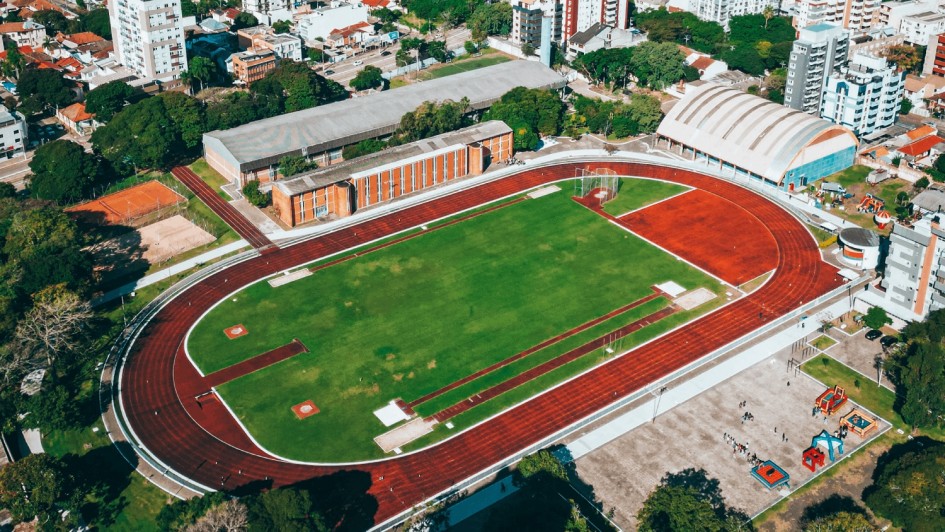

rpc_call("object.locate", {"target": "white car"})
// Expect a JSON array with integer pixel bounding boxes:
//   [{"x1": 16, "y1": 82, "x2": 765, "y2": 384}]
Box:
[{"x1": 353, "y1": 60, "x2": 364, "y2": 66}]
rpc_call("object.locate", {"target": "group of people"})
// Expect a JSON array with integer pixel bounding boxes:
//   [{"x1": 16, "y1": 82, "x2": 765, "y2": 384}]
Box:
[
  {"x1": 504, "y1": 157, "x2": 525, "y2": 166},
  {"x1": 723, "y1": 432, "x2": 763, "y2": 465}
]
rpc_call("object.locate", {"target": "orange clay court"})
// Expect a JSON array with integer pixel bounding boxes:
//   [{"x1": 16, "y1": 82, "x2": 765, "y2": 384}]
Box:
[
  {"x1": 66, "y1": 180, "x2": 185, "y2": 224},
  {"x1": 618, "y1": 189, "x2": 779, "y2": 286}
]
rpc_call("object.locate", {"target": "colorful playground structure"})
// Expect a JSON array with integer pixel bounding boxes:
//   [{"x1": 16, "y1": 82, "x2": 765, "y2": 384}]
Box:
[
  {"x1": 751, "y1": 460, "x2": 790, "y2": 490},
  {"x1": 801, "y1": 429, "x2": 845, "y2": 472},
  {"x1": 857, "y1": 194, "x2": 892, "y2": 229},
  {"x1": 814, "y1": 385, "x2": 848, "y2": 415},
  {"x1": 840, "y1": 408, "x2": 878, "y2": 438}
]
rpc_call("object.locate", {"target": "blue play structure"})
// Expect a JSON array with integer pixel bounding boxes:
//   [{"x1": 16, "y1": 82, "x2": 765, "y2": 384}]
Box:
[{"x1": 812, "y1": 430, "x2": 844, "y2": 461}]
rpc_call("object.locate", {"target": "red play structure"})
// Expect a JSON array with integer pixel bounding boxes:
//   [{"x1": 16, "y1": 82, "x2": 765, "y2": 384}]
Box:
[
  {"x1": 815, "y1": 385, "x2": 847, "y2": 415},
  {"x1": 857, "y1": 194, "x2": 884, "y2": 214},
  {"x1": 802, "y1": 447, "x2": 826, "y2": 472}
]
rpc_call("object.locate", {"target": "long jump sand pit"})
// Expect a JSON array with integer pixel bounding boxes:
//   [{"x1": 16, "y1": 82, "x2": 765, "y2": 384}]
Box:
[
  {"x1": 137, "y1": 215, "x2": 215, "y2": 263},
  {"x1": 66, "y1": 180, "x2": 185, "y2": 225},
  {"x1": 619, "y1": 189, "x2": 779, "y2": 286}
]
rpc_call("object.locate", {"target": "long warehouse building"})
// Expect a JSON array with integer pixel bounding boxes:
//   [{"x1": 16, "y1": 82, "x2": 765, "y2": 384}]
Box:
[
  {"x1": 656, "y1": 82, "x2": 858, "y2": 190},
  {"x1": 203, "y1": 61, "x2": 567, "y2": 185}
]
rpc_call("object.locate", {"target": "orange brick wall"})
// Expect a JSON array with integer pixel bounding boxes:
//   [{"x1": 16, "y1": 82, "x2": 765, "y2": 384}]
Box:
[{"x1": 354, "y1": 145, "x2": 468, "y2": 210}]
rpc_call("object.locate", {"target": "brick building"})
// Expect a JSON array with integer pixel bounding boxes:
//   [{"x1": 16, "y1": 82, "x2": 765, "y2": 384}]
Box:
[
  {"x1": 231, "y1": 49, "x2": 276, "y2": 84},
  {"x1": 271, "y1": 121, "x2": 513, "y2": 227}
]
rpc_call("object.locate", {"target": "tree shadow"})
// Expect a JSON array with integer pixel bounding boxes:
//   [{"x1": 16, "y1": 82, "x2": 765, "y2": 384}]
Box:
[
  {"x1": 801, "y1": 494, "x2": 868, "y2": 526},
  {"x1": 65, "y1": 441, "x2": 139, "y2": 528},
  {"x1": 289, "y1": 469, "x2": 378, "y2": 531}
]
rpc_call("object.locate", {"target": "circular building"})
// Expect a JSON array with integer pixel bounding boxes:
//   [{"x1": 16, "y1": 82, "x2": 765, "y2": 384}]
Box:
[{"x1": 838, "y1": 227, "x2": 880, "y2": 269}]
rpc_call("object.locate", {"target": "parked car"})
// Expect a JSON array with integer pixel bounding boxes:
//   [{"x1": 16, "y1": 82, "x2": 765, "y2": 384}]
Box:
[
  {"x1": 353, "y1": 60, "x2": 363, "y2": 66},
  {"x1": 324, "y1": 69, "x2": 335, "y2": 75},
  {"x1": 880, "y1": 335, "x2": 899, "y2": 349},
  {"x1": 380, "y1": 50, "x2": 391, "y2": 56},
  {"x1": 865, "y1": 329, "x2": 883, "y2": 341}
]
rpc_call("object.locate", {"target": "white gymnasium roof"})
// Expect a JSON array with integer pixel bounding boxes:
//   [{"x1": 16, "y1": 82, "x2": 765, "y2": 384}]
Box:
[{"x1": 657, "y1": 83, "x2": 856, "y2": 183}]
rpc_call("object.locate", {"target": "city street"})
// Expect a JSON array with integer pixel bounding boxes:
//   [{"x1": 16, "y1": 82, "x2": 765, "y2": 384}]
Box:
[
  {"x1": 0, "y1": 153, "x2": 32, "y2": 190},
  {"x1": 322, "y1": 27, "x2": 471, "y2": 86}
]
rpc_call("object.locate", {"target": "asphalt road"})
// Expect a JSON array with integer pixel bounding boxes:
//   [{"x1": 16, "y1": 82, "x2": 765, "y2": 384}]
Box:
[
  {"x1": 0, "y1": 153, "x2": 32, "y2": 190},
  {"x1": 323, "y1": 27, "x2": 472, "y2": 87}
]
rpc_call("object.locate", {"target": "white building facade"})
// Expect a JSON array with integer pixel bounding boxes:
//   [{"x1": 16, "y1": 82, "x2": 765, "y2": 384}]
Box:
[
  {"x1": 793, "y1": 0, "x2": 880, "y2": 34},
  {"x1": 108, "y1": 0, "x2": 188, "y2": 83},
  {"x1": 0, "y1": 108, "x2": 26, "y2": 159},
  {"x1": 820, "y1": 53, "x2": 906, "y2": 137},
  {"x1": 694, "y1": 0, "x2": 778, "y2": 29},
  {"x1": 874, "y1": 216, "x2": 945, "y2": 320},
  {"x1": 296, "y1": 2, "x2": 368, "y2": 42},
  {"x1": 899, "y1": 11, "x2": 945, "y2": 45}
]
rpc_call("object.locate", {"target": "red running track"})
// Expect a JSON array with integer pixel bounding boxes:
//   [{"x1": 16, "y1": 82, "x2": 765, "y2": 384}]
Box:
[
  {"x1": 120, "y1": 162, "x2": 842, "y2": 528},
  {"x1": 618, "y1": 189, "x2": 780, "y2": 286},
  {"x1": 171, "y1": 167, "x2": 275, "y2": 250}
]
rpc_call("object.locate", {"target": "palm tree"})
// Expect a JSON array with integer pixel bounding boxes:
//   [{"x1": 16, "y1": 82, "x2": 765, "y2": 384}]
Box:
[
  {"x1": 183, "y1": 57, "x2": 215, "y2": 93},
  {"x1": 763, "y1": 5, "x2": 775, "y2": 29}
]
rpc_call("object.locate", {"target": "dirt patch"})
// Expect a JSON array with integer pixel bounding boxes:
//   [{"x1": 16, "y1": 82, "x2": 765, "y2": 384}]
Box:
[
  {"x1": 224, "y1": 324, "x2": 248, "y2": 339},
  {"x1": 427, "y1": 359, "x2": 437, "y2": 369},
  {"x1": 291, "y1": 400, "x2": 320, "y2": 420},
  {"x1": 136, "y1": 215, "x2": 215, "y2": 263}
]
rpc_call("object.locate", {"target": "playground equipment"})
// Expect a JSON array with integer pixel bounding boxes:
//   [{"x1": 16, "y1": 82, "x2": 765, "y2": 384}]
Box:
[
  {"x1": 857, "y1": 194, "x2": 885, "y2": 214},
  {"x1": 874, "y1": 209, "x2": 892, "y2": 229},
  {"x1": 801, "y1": 447, "x2": 827, "y2": 472},
  {"x1": 840, "y1": 408, "x2": 878, "y2": 438},
  {"x1": 751, "y1": 460, "x2": 790, "y2": 490},
  {"x1": 812, "y1": 429, "x2": 844, "y2": 462},
  {"x1": 814, "y1": 385, "x2": 848, "y2": 415}
]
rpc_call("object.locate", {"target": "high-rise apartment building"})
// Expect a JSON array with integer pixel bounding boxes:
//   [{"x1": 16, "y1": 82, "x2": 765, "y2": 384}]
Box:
[
  {"x1": 793, "y1": 0, "x2": 880, "y2": 34},
  {"x1": 876, "y1": 216, "x2": 945, "y2": 320},
  {"x1": 512, "y1": 0, "x2": 629, "y2": 48},
  {"x1": 511, "y1": 0, "x2": 563, "y2": 47},
  {"x1": 820, "y1": 53, "x2": 906, "y2": 137},
  {"x1": 108, "y1": 0, "x2": 187, "y2": 83},
  {"x1": 785, "y1": 23, "x2": 849, "y2": 114},
  {"x1": 694, "y1": 0, "x2": 777, "y2": 29}
]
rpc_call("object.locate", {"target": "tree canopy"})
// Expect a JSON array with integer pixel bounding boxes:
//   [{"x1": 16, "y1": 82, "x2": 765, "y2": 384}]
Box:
[
  {"x1": 84, "y1": 80, "x2": 145, "y2": 123},
  {"x1": 350, "y1": 65, "x2": 385, "y2": 91},
  {"x1": 864, "y1": 439, "x2": 945, "y2": 531},
  {"x1": 628, "y1": 41, "x2": 687, "y2": 90},
  {"x1": 251, "y1": 60, "x2": 348, "y2": 114},
  {"x1": 230, "y1": 11, "x2": 259, "y2": 31},
  {"x1": 864, "y1": 306, "x2": 892, "y2": 330},
  {"x1": 468, "y1": 1, "x2": 512, "y2": 41},
  {"x1": 31, "y1": 10, "x2": 68, "y2": 33},
  {"x1": 637, "y1": 469, "x2": 751, "y2": 532},
  {"x1": 91, "y1": 96, "x2": 182, "y2": 174},
  {"x1": 888, "y1": 309, "x2": 945, "y2": 430},
  {"x1": 483, "y1": 88, "x2": 565, "y2": 150},
  {"x1": 28, "y1": 140, "x2": 105, "y2": 204},
  {"x1": 390, "y1": 98, "x2": 471, "y2": 146},
  {"x1": 16, "y1": 68, "x2": 74, "y2": 115},
  {"x1": 0, "y1": 453, "x2": 84, "y2": 525}
]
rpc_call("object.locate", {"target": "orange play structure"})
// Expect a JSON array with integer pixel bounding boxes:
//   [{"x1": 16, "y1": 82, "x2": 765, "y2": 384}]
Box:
[
  {"x1": 840, "y1": 408, "x2": 878, "y2": 438},
  {"x1": 857, "y1": 194, "x2": 884, "y2": 214},
  {"x1": 815, "y1": 385, "x2": 848, "y2": 415},
  {"x1": 802, "y1": 447, "x2": 826, "y2": 472}
]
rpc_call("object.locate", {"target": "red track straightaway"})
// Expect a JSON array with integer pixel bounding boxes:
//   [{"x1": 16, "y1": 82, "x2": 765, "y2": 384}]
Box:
[{"x1": 120, "y1": 162, "x2": 842, "y2": 528}]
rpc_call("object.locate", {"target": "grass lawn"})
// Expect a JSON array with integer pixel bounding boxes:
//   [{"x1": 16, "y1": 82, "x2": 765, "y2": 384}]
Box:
[
  {"x1": 805, "y1": 224, "x2": 836, "y2": 246},
  {"x1": 191, "y1": 181, "x2": 722, "y2": 461},
  {"x1": 802, "y1": 355, "x2": 907, "y2": 431},
  {"x1": 600, "y1": 179, "x2": 689, "y2": 216},
  {"x1": 811, "y1": 335, "x2": 837, "y2": 350},
  {"x1": 420, "y1": 55, "x2": 512, "y2": 80},
  {"x1": 829, "y1": 165, "x2": 871, "y2": 189},
  {"x1": 190, "y1": 158, "x2": 232, "y2": 200},
  {"x1": 44, "y1": 421, "x2": 167, "y2": 530}
]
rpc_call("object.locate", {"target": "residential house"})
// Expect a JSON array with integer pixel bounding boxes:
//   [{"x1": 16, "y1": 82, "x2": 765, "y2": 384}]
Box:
[
  {"x1": 56, "y1": 102, "x2": 96, "y2": 135},
  {"x1": 0, "y1": 107, "x2": 26, "y2": 158},
  {"x1": 325, "y1": 21, "x2": 373, "y2": 49},
  {"x1": 903, "y1": 74, "x2": 945, "y2": 116},
  {"x1": 0, "y1": 20, "x2": 45, "y2": 47},
  {"x1": 296, "y1": 1, "x2": 368, "y2": 43}
]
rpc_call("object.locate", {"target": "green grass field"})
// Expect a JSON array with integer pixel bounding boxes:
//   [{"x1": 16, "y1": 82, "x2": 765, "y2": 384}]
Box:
[
  {"x1": 188, "y1": 181, "x2": 723, "y2": 461},
  {"x1": 601, "y1": 179, "x2": 689, "y2": 216}
]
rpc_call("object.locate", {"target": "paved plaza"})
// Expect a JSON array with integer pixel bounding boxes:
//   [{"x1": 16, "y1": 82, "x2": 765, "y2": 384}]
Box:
[{"x1": 571, "y1": 335, "x2": 889, "y2": 530}]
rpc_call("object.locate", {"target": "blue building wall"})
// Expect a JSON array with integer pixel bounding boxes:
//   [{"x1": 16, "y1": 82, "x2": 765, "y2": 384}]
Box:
[{"x1": 782, "y1": 146, "x2": 856, "y2": 191}]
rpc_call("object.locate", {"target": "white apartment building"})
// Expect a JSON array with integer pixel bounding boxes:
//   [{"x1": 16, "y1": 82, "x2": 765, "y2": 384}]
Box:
[
  {"x1": 242, "y1": 0, "x2": 303, "y2": 23},
  {"x1": 108, "y1": 0, "x2": 188, "y2": 83},
  {"x1": 793, "y1": 0, "x2": 880, "y2": 33},
  {"x1": 0, "y1": 108, "x2": 26, "y2": 159},
  {"x1": 512, "y1": 0, "x2": 563, "y2": 47},
  {"x1": 879, "y1": 0, "x2": 938, "y2": 30},
  {"x1": 694, "y1": 0, "x2": 778, "y2": 29},
  {"x1": 820, "y1": 53, "x2": 906, "y2": 137},
  {"x1": 899, "y1": 11, "x2": 945, "y2": 45},
  {"x1": 872, "y1": 216, "x2": 945, "y2": 321},
  {"x1": 785, "y1": 23, "x2": 849, "y2": 114},
  {"x1": 296, "y1": 1, "x2": 368, "y2": 43},
  {"x1": 0, "y1": 21, "x2": 46, "y2": 48}
]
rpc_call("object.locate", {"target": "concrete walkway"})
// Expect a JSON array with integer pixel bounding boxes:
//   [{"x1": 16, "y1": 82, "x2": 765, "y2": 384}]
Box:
[{"x1": 92, "y1": 240, "x2": 250, "y2": 306}]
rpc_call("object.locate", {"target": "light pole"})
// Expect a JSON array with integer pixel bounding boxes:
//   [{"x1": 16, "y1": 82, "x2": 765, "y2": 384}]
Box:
[{"x1": 651, "y1": 386, "x2": 667, "y2": 423}]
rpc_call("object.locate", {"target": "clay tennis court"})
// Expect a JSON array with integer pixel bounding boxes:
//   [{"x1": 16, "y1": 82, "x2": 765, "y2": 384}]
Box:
[
  {"x1": 66, "y1": 180, "x2": 184, "y2": 225},
  {"x1": 618, "y1": 189, "x2": 779, "y2": 286}
]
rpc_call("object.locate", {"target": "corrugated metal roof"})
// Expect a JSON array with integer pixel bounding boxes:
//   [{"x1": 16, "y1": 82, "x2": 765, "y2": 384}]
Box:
[
  {"x1": 656, "y1": 83, "x2": 857, "y2": 183},
  {"x1": 203, "y1": 61, "x2": 566, "y2": 172}
]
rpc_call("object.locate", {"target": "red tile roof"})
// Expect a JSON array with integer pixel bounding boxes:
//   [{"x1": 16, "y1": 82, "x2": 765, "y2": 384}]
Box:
[
  {"x1": 59, "y1": 102, "x2": 92, "y2": 122},
  {"x1": 899, "y1": 135, "x2": 944, "y2": 156},
  {"x1": 691, "y1": 56, "x2": 714, "y2": 71},
  {"x1": 362, "y1": 0, "x2": 390, "y2": 7},
  {"x1": 57, "y1": 31, "x2": 104, "y2": 45},
  {"x1": 906, "y1": 124, "x2": 936, "y2": 140}
]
